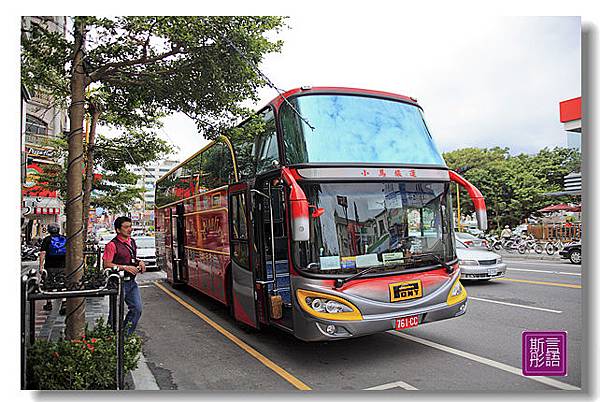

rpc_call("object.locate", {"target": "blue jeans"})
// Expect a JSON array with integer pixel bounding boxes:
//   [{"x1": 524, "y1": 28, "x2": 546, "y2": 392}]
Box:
[{"x1": 109, "y1": 280, "x2": 142, "y2": 336}]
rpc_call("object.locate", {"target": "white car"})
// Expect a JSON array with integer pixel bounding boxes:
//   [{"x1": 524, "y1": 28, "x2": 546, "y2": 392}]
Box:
[
  {"x1": 455, "y1": 232, "x2": 488, "y2": 250},
  {"x1": 98, "y1": 232, "x2": 116, "y2": 251},
  {"x1": 132, "y1": 236, "x2": 158, "y2": 271},
  {"x1": 456, "y1": 238, "x2": 507, "y2": 281}
]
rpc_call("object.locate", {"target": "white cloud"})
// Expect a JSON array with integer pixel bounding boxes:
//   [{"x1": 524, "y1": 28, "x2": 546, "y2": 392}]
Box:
[{"x1": 147, "y1": 16, "x2": 581, "y2": 162}]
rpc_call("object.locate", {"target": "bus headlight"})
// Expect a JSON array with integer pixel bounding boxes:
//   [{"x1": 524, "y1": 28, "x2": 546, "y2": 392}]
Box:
[
  {"x1": 297, "y1": 289, "x2": 363, "y2": 321},
  {"x1": 447, "y1": 279, "x2": 467, "y2": 306}
]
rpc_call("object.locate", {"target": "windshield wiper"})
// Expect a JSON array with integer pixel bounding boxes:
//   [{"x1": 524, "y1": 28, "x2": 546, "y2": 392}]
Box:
[
  {"x1": 333, "y1": 253, "x2": 453, "y2": 289},
  {"x1": 411, "y1": 253, "x2": 454, "y2": 274},
  {"x1": 334, "y1": 265, "x2": 380, "y2": 289}
]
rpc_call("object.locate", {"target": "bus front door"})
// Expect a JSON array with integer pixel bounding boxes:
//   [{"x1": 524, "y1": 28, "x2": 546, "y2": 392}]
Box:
[
  {"x1": 253, "y1": 182, "x2": 293, "y2": 331},
  {"x1": 228, "y1": 185, "x2": 259, "y2": 328},
  {"x1": 170, "y1": 203, "x2": 187, "y2": 285}
]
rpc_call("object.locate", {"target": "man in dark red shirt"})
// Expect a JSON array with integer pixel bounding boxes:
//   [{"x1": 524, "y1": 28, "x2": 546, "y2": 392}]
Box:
[{"x1": 103, "y1": 216, "x2": 146, "y2": 335}]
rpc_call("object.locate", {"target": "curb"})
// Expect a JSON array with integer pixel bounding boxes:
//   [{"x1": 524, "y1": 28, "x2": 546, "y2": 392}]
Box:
[
  {"x1": 498, "y1": 253, "x2": 562, "y2": 262},
  {"x1": 130, "y1": 352, "x2": 160, "y2": 390}
]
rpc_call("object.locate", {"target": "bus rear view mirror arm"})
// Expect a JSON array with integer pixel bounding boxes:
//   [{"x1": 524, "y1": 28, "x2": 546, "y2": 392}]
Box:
[{"x1": 449, "y1": 170, "x2": 488, "y2": 231}]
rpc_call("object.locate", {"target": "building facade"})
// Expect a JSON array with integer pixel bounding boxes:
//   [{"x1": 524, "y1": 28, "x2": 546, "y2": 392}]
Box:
[
  {"x1": 21, "y1": 16, "x2": 69, "y2": 243},
  {"x1": 559, "y1": 96, "x2": 582, "y2": 195},
  {"x1": 129, "y1": 159, "x2": 179, "y2": 228}
]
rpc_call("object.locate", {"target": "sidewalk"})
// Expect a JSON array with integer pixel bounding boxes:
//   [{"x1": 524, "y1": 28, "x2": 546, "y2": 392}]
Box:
[{"x1": 36, "y1": 296, "x2": 109, "y2": 341}]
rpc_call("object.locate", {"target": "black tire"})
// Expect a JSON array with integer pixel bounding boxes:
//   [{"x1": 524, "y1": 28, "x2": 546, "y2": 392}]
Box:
[
  {"x1": 518, "y1": 244, "x2": 527, "y2": 254},
  {"x1": 569, "y1": 250, "x2": 582, "y2": 265},
  {"x1": 545, "y1": 243, "x2": 556, "y2": 255},
  {"x1": 533, "y1": 244, "x2": 544, "y2": 254},
  {"x1": 493, "y1": 243, "x2": 502, "y2": 251}
]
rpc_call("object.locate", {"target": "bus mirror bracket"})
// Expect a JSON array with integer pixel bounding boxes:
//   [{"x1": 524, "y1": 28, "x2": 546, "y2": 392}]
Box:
[
  {"x1": 449, "y1": 170, "x2": 488, "y2": 231},
  {"x1": 309, "y1": 205, "x2": 325, "y2": 218}
]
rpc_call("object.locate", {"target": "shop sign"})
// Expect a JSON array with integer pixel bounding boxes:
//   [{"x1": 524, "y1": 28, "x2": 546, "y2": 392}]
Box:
[{"x1": 25, "y1": 145, "x2": 56, "y2": 160}]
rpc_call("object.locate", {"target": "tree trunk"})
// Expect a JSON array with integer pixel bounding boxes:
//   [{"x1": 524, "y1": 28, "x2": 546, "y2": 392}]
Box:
[
  {"x1": 65, "y1": 18, "x2": 88, "y2": 340},
  {"x1": 82, "y1": 104, "x2": 101, "y2": 244}
]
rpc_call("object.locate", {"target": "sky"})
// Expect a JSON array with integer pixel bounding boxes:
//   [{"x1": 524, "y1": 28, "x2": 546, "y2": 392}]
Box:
[
  {"x1": 158, "y1": 15, "x2": 581, "y2": 163},
  {"x1": 2, "y1": 5, "x2": 596, "y2": 399}
]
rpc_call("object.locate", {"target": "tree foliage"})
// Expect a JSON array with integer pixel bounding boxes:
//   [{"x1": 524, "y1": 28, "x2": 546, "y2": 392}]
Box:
[
  {"x1": 21, "y1": 15, "x2": 287, "y2": 339},
  {"x1": 443, "y1": 147, "x2": 581, "y2": 230},
  {"x1": 35, "y1": 130, "x2": 173, "y2": 213},
  {"x1": 22, "y1": 16, "x2": 287, "y2": 136}
]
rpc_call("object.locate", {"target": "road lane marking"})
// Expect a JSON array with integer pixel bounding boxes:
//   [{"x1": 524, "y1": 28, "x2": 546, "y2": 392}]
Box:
[
  {"x1": 388, "y1": 331, "x2": 580, "y2": 391},
  {"x1": 497, "y1": 278, "x2": 581, "y2": 289},
  {"x1": 469, "y1": 297, "x2": 562, "y2": 314},
  {"x1": 364, "y1": 380, "x2": 418, "y2": 390},
  {"x1": 154, "y1": 282, "x2": 311, "y2": 391},
  {"x1": 507, "y1": 268, "x2": 581, "y2": 277}
]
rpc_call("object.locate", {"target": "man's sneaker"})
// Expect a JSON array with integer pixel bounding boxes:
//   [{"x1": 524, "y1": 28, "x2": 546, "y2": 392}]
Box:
[{"x1": 42, "y1": 302, "x2": 53, "y2": 311}]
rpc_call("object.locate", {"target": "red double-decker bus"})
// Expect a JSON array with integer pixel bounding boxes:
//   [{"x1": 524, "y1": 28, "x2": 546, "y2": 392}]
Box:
[{"x1": 155, "y1": 87, "x2": 487, "y2": 341}]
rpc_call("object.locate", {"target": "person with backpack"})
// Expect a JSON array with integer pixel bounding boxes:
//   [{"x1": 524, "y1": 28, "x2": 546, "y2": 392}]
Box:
[
  {"x1": 39, "y1": 222, "x2": 67, "y2": 314},
  {"x1": 103, "y1": 216, "x2": 146, "y2": 335}
]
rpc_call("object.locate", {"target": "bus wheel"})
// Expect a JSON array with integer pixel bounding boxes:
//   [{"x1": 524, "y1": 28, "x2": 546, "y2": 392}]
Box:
[{"x1": 171, "y1": 278, "x2": 185, "y2": 289}]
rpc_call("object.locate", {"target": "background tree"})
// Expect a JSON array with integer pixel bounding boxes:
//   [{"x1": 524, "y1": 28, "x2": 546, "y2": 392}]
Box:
[
  {"x1": 443, "y1": 147, "x2": 581, "y2": 230},
  {"x1": 22, "y1": 16, "x2": 287, "y2": 339}
]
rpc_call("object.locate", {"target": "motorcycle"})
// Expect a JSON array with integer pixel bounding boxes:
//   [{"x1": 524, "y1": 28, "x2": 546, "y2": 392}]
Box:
[
  {"x1": 484, "y1": 235, "x2": 502, "y2": 251},
  {"x1": 517, "y1": 235, "x2": 542, "y2": 254},
  {"x1": 21, "y1": 244, "x2": 39, "y2": 261}
]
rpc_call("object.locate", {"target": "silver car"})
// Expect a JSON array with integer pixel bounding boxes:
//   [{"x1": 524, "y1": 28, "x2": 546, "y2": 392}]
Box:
[
  {"x1": 133, "y1": 236, "x2": 158, "y2": 271},
  {"x1": 456, "y1": 238, "x2": 507, "y2": 280},
  {"x1": 98, "y1": 232, "x2": 116, "y2": 251},
  {"x1": 455, "y1": 231, "x2": 488, "y2": 250}
]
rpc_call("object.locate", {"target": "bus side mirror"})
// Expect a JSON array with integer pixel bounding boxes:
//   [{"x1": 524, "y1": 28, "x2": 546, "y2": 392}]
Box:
[
  {"x1": 289, "y1": 199, "x2": 310, "y2": 241},
  {"x1": 280, "y1": 167, "x2": 310, "y2": 242}
]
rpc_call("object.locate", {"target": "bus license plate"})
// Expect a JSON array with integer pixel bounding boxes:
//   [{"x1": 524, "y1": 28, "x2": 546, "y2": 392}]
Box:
[{"x1": 395, "y1": 315, "x2": 419, "y2": 330}]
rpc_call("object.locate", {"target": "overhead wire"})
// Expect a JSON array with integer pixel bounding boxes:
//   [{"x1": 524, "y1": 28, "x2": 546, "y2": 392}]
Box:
[{"x1": 199, "y1": 17, "x2": 315, "y2": 131}]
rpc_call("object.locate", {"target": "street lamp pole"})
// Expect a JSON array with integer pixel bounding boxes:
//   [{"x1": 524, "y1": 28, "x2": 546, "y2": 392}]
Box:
[{"x1": 456, "y1": 182, "x2": 462, "y2": 232}]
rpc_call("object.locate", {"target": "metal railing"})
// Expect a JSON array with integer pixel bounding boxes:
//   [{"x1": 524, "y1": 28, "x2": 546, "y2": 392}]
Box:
[{"x1": 21, "y1": 265, "x2": 126, "y2": 390}]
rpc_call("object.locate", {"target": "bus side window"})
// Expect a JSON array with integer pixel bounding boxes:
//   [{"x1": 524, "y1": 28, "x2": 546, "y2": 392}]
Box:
[
  {"x1": 255, "y1": 109, "x2": 279, "y2": 174},
  {"x1": 202, "y1": 142, "x2": 229, "y2": 189},
  {"x1": 230, "y1": 193, "x2": 249, "y2": 269}
]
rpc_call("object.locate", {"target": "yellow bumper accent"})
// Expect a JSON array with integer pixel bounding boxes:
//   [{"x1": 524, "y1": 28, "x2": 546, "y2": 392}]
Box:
[{"x1": 296, "y1": 289, "x2": 363, "y2": 321}]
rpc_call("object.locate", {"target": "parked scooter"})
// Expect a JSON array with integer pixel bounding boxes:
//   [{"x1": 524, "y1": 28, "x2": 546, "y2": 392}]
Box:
[{"x1": 21, "y1": 244, "x2": 39, "y2": 261}]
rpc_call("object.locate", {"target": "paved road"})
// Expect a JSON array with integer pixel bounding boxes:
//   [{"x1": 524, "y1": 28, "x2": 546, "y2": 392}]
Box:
[{"x1": 31, "y1": 257, "x2": 583, "y2": 392}]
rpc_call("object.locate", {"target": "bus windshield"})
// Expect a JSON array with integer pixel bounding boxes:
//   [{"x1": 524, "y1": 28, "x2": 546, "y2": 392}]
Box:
[
  {"x1": 280, "y1": 94, "x2": 446, "y2": 166},
  {"x1": 293, "y1": 182, "x2": 455, "y2": 275}
]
